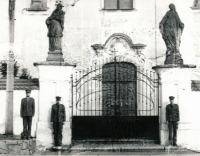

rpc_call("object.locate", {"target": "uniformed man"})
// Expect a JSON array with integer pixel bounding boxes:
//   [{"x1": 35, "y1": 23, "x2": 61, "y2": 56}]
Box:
[
  {"x1": 51, "y1": 96, "x2": 66, "y2": 147},
  {"x1": 166, "y1": 96, "x2": 180, "y2": 146},
  {"x1": 20, "y1": 89, "x2": 35, "y2": 140}
]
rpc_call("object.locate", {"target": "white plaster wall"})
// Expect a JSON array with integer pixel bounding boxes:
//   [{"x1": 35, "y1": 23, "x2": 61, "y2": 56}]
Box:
[
  {"x1": 1, "y1": 0, "x2": 200, "y2": 150},
  {"x1": 0, "y1": 0, "x2": 199, "y2": 77},
  {"x1": 0, "y1": 91, "x2": 6, "y2": 134},
  {"x1": 0, "y1": 0, "x2": 9, "y2": 60},
  {"x1": 157, "y1": 68, "x2": 200, "y2": 151},
  {"x1": 178, "y1": 91, "x2": 200, "y2": 152},
  {"x1": 35, "y1": 65, "x2": 73, "y2": 148},
  {"x1": 0, "y1": 90, "x2": 39, "y2": 136}
]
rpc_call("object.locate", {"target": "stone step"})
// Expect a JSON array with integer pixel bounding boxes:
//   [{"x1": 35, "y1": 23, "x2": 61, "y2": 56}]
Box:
[
  {"x1": 0, "y1": 135, "x2": 36, "y2": 155},
  {"x1": 72, "y1": 139, "x2": 159, "y2": 145},
  {"x1": 69, "y1": 143, "x2": 186, "y2": 152}
]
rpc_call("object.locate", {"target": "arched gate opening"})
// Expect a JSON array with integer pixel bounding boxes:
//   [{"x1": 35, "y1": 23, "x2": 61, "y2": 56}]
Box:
[{"x1": 71, "y1": 59, "x2": 160, "y2": 141}]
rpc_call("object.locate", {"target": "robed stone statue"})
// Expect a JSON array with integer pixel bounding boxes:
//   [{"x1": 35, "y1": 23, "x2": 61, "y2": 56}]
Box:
[
  {"x1": 46, "y1": 3, "x2": 65, "y2": 61},
  {"x1": 159, "y1": 4, "x2": 184, "y2": 65}
]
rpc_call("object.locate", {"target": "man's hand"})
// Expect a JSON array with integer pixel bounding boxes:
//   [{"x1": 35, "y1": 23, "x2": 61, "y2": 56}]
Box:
[{"x1": 166, "y1": 121, "x2": 168, "y2": 125}]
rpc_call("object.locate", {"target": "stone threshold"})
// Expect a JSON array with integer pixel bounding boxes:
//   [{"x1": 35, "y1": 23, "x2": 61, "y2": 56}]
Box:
[
  {"x1": 70, "y1": 143, "x2": 186, "y2": 152},
  {"x1": 72, "y1": 139, "x2": 159, "y2": 145}
]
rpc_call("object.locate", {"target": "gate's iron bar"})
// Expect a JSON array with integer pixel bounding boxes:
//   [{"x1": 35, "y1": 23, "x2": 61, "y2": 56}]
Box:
[
  {"x1": 135, "y1": 66, "x2": 137, "y2": 116},
  {"x1": 119, "y1": 62, "x2": 122, "y2": 116},
  {"x1": 142, "y1": 68, "x2": 144, "y2": 115},
  {"x1": 158, "y1": 73, "x2": 160, "y2": 117},
  {"x1": 114, "y1": 55, "x2": 117, "y2": 116},
  {"x1": 153, "y1": 72, "x2": 157, "y2": 114},
  {"x1": 109, "y1": 64, "x2": 112, "y2": 116},
  {"x1": 150, "y1": 71, "x2": 152, "y2": 116},
  {"x1": 79, "y1": 71, "x2": 82, "y2": 116},
  {"x1": 99, "y1": 61, "x2": 101, "y2": 116},
  {"x1": 83, "y1": 70, "x2": 85, "y2": 116},
  {"x1": 90, "y1": 66, "x2": 92, "y2": 116},
  {"x1": 76, "y1": 72, "x2": 78, "y2": 116},
  {"x1": 137, "y1": 66, "x2": 140, "y2": 116},
  {"x1": 71, "y1": 74, "x2": 73, "y2": 117},
  {"x1": 87, "y1": 68, "x2": 89, "y2": 116},
  {"x1": 146, "y1": 70, "x2": 148, "y2": 116},
  {"x1": 95, "y1": 63, "x2": 97, "y2": 116},
  {"x1": 126, "y1": 62, "x2": 129, "y2": 116}
]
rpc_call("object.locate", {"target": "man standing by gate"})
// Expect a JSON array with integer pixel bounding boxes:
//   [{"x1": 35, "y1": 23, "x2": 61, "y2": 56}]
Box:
[
  {"x1": 51, "y1": 96, "x2": 66, "y2": 147},
  {"x1": 20, "y1": 89, "x2": 35, "y2": 140},
  {"x1": 166, "y1": 96, "x2": 180, "y2": 146}
]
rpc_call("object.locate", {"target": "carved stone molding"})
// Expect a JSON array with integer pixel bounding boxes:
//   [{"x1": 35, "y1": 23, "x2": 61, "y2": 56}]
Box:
[{"x1": 91, "y1": 33, "x2": 146, "y2": 66}]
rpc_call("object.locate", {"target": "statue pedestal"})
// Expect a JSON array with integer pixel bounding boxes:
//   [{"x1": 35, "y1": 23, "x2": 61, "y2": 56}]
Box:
[
  {"x1": 164, "y1": 53, "x2": 183, "y2": 65},
  {"x1": 153, "y1": 64, "x2": 197, "y2": 146},
  {"x1": 33, "y1": 61, "x2": 75, "y2": 149},
  {"x1": 46, "y1": 51, "x2": 64, "y2": 62}
]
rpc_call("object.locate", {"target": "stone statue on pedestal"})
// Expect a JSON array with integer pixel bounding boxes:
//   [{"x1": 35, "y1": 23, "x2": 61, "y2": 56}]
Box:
[
  {"x1": 159, "y1": 4, "x2": 184, "y2": 65},
  {"x1": 46, "y1": 3, "x2": 65, "y2": 61}
]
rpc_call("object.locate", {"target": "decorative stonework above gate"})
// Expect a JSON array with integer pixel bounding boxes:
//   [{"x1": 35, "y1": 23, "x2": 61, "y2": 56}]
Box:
[{"x1": 91, "y1": 33, "x2": 146, "y2": 66}]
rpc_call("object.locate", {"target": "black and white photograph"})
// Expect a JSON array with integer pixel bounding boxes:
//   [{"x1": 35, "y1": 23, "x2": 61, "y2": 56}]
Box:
[{"x1": 0, "y1": 0, "x2": 200, "y2": 155}]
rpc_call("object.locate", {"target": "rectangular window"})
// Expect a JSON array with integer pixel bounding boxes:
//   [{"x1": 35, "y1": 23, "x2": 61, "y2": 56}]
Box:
[
  {"x1": 27, "y1": 0, "x2": 48, "y2": 11},
  {"x1": 191, "y1": 80, "x2": 200, "y2": 91},
  {"x1": 104, "y1": 0, "x2": 133, "y2": 10}
]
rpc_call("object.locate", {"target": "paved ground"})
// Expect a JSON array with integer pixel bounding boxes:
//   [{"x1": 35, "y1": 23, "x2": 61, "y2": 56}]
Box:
[
  {"x1": 33, "y1": 142, "x2": 200, "y2": 155},
  {"x1": 34, "y1": 150, "x2": 200, "y2": 156}
]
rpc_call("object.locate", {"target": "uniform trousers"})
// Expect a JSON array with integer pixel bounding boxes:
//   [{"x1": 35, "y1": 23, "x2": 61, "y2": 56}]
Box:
[
  {"x1": 22, "y1": 116, "x2": 32, "y2": 138},
  {"x1": 168, "y1": 121, "x2": 178, "y2": 145},
  {"x1": 53, "y1": 122, "x2": 63, "y2": 146}
]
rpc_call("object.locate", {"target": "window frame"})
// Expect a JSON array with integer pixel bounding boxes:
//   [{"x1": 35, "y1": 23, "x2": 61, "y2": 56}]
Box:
[
  {"x1": 103, "y1": 0, "x2": 134, "y2": 10},
  {"x1": 27, "y1": 0, "x2": 48, "y2": 11}
]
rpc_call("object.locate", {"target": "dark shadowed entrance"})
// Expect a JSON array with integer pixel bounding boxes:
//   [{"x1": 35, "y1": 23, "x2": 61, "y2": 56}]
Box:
[{"x1": 102, "y1": 62, "x2": 136, "y2": 116}]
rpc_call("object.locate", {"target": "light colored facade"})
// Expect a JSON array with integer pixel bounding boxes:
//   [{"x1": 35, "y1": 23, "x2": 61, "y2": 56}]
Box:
[{"x1": 0, "y1": 0, "x2": 200, "y2": 151}]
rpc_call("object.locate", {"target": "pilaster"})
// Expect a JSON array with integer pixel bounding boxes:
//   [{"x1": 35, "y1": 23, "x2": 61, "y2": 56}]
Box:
[
  {"x1": 34, "y1": 61, "x2": 75, "y2": 149},
  {"x1": 153, "y1": 65, "x2": 196, "y2": 146}
]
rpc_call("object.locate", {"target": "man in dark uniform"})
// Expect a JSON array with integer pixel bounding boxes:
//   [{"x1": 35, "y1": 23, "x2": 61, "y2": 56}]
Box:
[
  {"x1": 20, "y1": 89, "x2": 35, "y2": 140},
  {"x1": 166, "y1": 96, "x2": 180, "y2": 146},
  {"x1": 51, "y1": 96, "x2": 66, "y2": 147}
]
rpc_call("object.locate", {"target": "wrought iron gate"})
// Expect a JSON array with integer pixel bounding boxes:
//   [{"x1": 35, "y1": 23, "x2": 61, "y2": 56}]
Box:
[{"x1": 71, "y1": 58, "x2": 160, "y2": 140}]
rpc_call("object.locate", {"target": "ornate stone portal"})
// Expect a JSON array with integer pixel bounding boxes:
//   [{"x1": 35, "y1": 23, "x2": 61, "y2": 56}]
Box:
[
  {"x1": 91, "y1": 33, "x2": 147, "y2": 66},
  {"x1": 159, "y1": 4, "x2": 184, "y2": 65}
]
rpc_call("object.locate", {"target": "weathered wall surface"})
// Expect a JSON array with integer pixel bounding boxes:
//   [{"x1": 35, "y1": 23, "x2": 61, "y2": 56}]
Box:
[
  {"x1": 1, "y1": 0, "x2": 200, "y2": 151},
  {"x1": 0, "y1": 0, "x2": 9, "y2": 60},
  {"x1": 0, "y1": 90, "x2": 39, "y2": 136},
  {"x1": 1, "y1": 0, "x2": 198, "y2": 77}
]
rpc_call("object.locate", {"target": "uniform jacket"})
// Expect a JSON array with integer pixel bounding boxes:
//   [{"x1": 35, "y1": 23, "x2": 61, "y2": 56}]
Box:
[
  {"x1": 51, "y1": 104, "x2": 66, "y2": 122},
  {"x1": 166, "y1": 104, "x2": 179, "y2": 122},
  {"x1": 20, "y1": 97, "x2": 35, "y2": 117}
]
